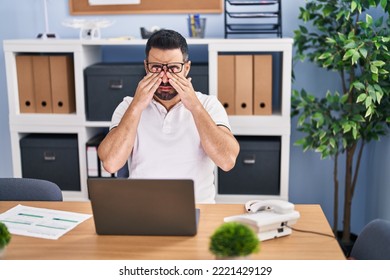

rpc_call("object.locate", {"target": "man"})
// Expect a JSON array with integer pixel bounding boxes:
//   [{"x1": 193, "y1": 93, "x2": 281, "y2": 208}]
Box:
[{"x1": 98, "y1": 29, "x2": 239, "y2": 203}]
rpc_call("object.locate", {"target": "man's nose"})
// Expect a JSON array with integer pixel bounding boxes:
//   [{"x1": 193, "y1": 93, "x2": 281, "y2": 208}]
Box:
[{"x1": 161, "y1": 68, "x2": 169, "y2": 83}]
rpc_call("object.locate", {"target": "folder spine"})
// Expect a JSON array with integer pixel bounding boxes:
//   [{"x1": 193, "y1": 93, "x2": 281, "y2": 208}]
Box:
[
  {"x1": 16, "y1": 56, "x2": 36, "y2": 113},
  {"x1": 218, "y1": 55, "x2": 235, "y2": 115}
]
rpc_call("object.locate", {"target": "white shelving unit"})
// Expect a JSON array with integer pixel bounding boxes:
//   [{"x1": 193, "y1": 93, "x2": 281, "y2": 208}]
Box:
[{"x1": 3, "y1": 38, "x2": 293, "y2": 202}]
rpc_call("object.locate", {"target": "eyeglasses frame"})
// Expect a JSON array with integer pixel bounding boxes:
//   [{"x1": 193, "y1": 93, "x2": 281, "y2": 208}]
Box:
[{"x1": 145, "y1": 61, "x2": 188, "y2": 74}]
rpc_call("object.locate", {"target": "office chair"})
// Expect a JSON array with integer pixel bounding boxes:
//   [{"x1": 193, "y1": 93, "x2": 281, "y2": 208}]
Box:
[
  {"x1": 116, "y1": 162, "x2": 129, "y2": 178},
  {"x1": 0, "y1": 178, "x2": 63, "y2": 201},
  {"x1": 349, "y1": 219, "x2": 390, "y2": 260}
]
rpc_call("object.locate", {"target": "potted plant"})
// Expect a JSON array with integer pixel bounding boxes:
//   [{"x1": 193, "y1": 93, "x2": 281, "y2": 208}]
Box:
[
  {"x1": 209, "y1": 222, "x2": 260, "y2": 259},
  {"x1": 292, "y1": 0, "x2": 390, "y2": 253},
  {"x1": 0, "y1": 222, "x2": 11, "y2": 258}
]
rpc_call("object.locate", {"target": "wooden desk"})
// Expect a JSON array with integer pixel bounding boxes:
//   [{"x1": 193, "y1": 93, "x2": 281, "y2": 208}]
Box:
[{"x1": 0, "y1": 202, "x2": 345, "y2": 260}]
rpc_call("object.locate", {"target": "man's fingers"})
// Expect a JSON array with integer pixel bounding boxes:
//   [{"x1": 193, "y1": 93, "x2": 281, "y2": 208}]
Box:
[
  {"x1": 139, "y1": 72, "x2": 162, "y2": 93},
  {"x1": 168, "y1": 77, "x2": 184, "y2": 93}
]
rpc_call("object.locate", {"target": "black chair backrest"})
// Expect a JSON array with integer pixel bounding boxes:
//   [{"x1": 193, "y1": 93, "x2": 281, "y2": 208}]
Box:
[
  {"x1": 0, "y1": 178, "x2": 63, "y2": 201},
  {"x1": 350, "y1": 219, "x2": 390, "y2": 260}
]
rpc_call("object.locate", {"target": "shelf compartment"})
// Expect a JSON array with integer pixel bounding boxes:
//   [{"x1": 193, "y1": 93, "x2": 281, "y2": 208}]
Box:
[
  {"x1": 227, "y1": 0, "x2": 279, "y2": 5},
  {"x1": 15, "y1": 53, "x2": 76, "y2": 114},
  {"x1": 226, "y1": 24, "x2": 280, "y2": 33},
  {"x1": 224, "y1": 0, "x2": 282, "y2": 38},
  {"x1": 227, "y1": 12, "x2": 279, "y2": 18}
]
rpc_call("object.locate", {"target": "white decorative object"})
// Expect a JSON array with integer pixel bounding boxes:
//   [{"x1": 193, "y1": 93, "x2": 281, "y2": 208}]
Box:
[
  {"x1": 88, "y1": 0, "x2": 141, "y2": 5},
  {"x1": 62, "y1": 19, "x2": 114, "y2": 40},
  {"x1": 37, "y1": 0, "x2": 57, "y2": 39}
]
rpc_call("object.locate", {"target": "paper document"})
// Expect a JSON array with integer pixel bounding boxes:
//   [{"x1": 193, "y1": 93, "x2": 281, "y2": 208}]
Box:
[{"x1": 0, "y1": 204, "x2": 92, "y2": 240}]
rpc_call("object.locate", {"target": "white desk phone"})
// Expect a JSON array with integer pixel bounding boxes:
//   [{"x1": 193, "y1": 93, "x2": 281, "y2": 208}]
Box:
[{"x1": 224, "y1": 200, "x2": 300, "y2": 241}]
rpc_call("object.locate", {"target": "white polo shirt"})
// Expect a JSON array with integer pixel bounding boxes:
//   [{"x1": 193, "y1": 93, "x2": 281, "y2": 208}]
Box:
[{"x1": 110, "y1": 92, "x2": 231, "y2": 203}]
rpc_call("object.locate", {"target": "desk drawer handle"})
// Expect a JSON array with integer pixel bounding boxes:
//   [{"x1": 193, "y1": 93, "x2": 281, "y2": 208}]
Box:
[
  {"x1": 243, "y1": 156, "x2": 256, "y2": 165},
  {"x1": 109, "y1": 80, "x2": 123, "y2": 89},
  {"x1": 43, "y1": 151, "x2": 56, "y2": 161}
]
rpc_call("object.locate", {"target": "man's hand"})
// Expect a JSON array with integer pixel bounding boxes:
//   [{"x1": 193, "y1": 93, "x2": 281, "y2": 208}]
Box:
[
  {"x1": 131, "y1": 71, "x2": 163, "y2": 112},
  {"x1": 167, "y1": 72, "x2": 202, "y2": 112}
]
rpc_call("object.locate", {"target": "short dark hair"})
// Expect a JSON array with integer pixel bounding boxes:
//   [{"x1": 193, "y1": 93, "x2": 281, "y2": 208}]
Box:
[{"x1": 145, "y1": 29, "x2": 189, "y2": 61}]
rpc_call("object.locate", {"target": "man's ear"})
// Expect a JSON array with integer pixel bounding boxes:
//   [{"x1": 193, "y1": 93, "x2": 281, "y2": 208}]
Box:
[{"x1": 185, "y1": 61, "x2": 191, "y2": 77}]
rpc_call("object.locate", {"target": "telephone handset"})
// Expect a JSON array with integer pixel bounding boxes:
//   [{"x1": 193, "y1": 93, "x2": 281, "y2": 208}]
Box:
[{"x1": 245, "y1": 199, "x2": 295, "y2": 214}]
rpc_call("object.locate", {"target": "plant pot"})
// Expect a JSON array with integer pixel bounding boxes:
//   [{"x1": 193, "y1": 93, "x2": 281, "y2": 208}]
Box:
[
  {"x1": 215, "y1": 255, "x2": 251, "y2": 260},
  {"x1": 336, "y1": 231, "x2": 358, "y2": 258},
  {"x1": 0, "y1": 246, "x2": 7, "y2": 259}
]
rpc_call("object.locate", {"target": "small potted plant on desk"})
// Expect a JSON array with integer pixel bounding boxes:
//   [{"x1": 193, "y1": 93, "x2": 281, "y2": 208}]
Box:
[
  {"x1": 0, "y1": 222, "x2": 11, "y2": 258},
  {"x1": 209, "y1": 222, "x2": 260, "y2": 259}
]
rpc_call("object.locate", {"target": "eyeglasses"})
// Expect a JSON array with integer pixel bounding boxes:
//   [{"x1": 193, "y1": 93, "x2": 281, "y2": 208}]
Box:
[{"x1": 146, "y1": 62, "x2": 185, "y2": 74}]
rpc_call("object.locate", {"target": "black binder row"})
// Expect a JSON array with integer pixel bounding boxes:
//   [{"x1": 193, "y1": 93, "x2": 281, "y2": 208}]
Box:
[{"x1": 86, "y1": 133, "x2": 129, "y2": 178}]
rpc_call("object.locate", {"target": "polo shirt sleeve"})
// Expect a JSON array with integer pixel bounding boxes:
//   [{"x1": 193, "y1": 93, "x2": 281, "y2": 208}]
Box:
[
  {"x1": 109, "y1": 97, "x2": 133, "y2": 130},
  {"x1": 200, "y1": 93, "x2": 232, "y2": 131}
]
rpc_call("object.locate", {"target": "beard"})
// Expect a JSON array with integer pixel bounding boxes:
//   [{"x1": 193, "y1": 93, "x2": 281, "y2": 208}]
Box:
[{"x1": 154, "y1": 82, "x2": 178, "y2": 101}]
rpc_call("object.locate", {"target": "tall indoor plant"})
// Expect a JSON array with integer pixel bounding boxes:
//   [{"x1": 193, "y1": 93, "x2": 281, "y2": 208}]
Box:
[{"x1": 292, "y1": 0, "x2": 390, "y2": 248}]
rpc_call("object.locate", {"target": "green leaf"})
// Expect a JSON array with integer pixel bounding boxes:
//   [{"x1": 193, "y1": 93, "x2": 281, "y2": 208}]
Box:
[
  {"x1": 298, "y1": 114, "x2": 306, "y2": 127},
  {"x1": 365, "y1": 107, "x2": 372, "y2": 118},
  {"x1": 353, "y1": 82, "x2": 365, "y2": 90},
  {"x1": 372, "y1": 73, "x2": 379, "y2": 82},
  {"x1": 326, "y1": 37, "x2": 336, "y2": 44},
  {"x1": 299, "y1": 25, "x2": 308, "y2": 34},
  {"x1": 366, "y1": 14, "x2": 373, "y2": 26},
  {"x1": 359, "y1": 48, "x2": 368, "y2": 58},
  {"x1": 329, "y1": 138, "x2": 336, "y2": 149},
  {"x1": 352, "y1": 127, "x2": 358, "y2": 139},
  {"x1": 323, "y1": 5, "x2": 334, "y2": 17},
  {"x1": 342, "y1": 138, "x2": 347, "y2": 149},
  {"x1": 352, "y1": 51, "x2": 360, "y2": 64},
  {"x1": 341, "y1": 94, "x2": 349, "y2": 103},
  {"x1": 373, "y1": 84, "x2": 383, "y2": 93},
  {"x1": 336, "y1": 10, "x2": 344, "y2": 21},
  {"x1": 365, "y1": 96, "x2": 372, "y2": 107},
  {"x1": 343, "y1": 49, "x2": 355, "y2": 60},
  {"x1": 315, "y1": 145, "x2": 327, "y2": 153},
  {"x1": 356, "y1": 93, "x2": 366, "y2": 103},
  {"x1": 351, "y1": 1, "x2": 357, "y2": 12},
  {"x1": 312, "y1": 112, "x2": 325, "y2": 127},
  {"x1": 371, "y1": 60, "x2": 386, "y2": 67},
  {"x1": 338, "y1": 32, "x2": 347, "y2": 41},
  {"x1": 302, "y1": 10, "x2": 311, "y2": 22},
  {"x1": 370, "y1": 64, "x2": 378, "y2": 74},
  {"x1": 343, "y1": 123, "x2": 352, "y2": 133},
  {"x1": 294, "y1": 138, "x2": 306, "y2": 146},
  {"x1": 323, "y1": 57, "x2": 334, "y2": 68},
  {"x1": 344, "y1": 41, "x2": 356, "y2": 49},
  {"x1": 381, "y1": 0, "x2": 388, "y2": 10},
  {"x1": 352, "y1": 115, "x2": 365, "y2": 122},
  {"x1": 376, "y1": 91, "x2": 383, "y2": 104},
  {"x1": 318, "y1": 52, "x2": 332, "y2": 60}
]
